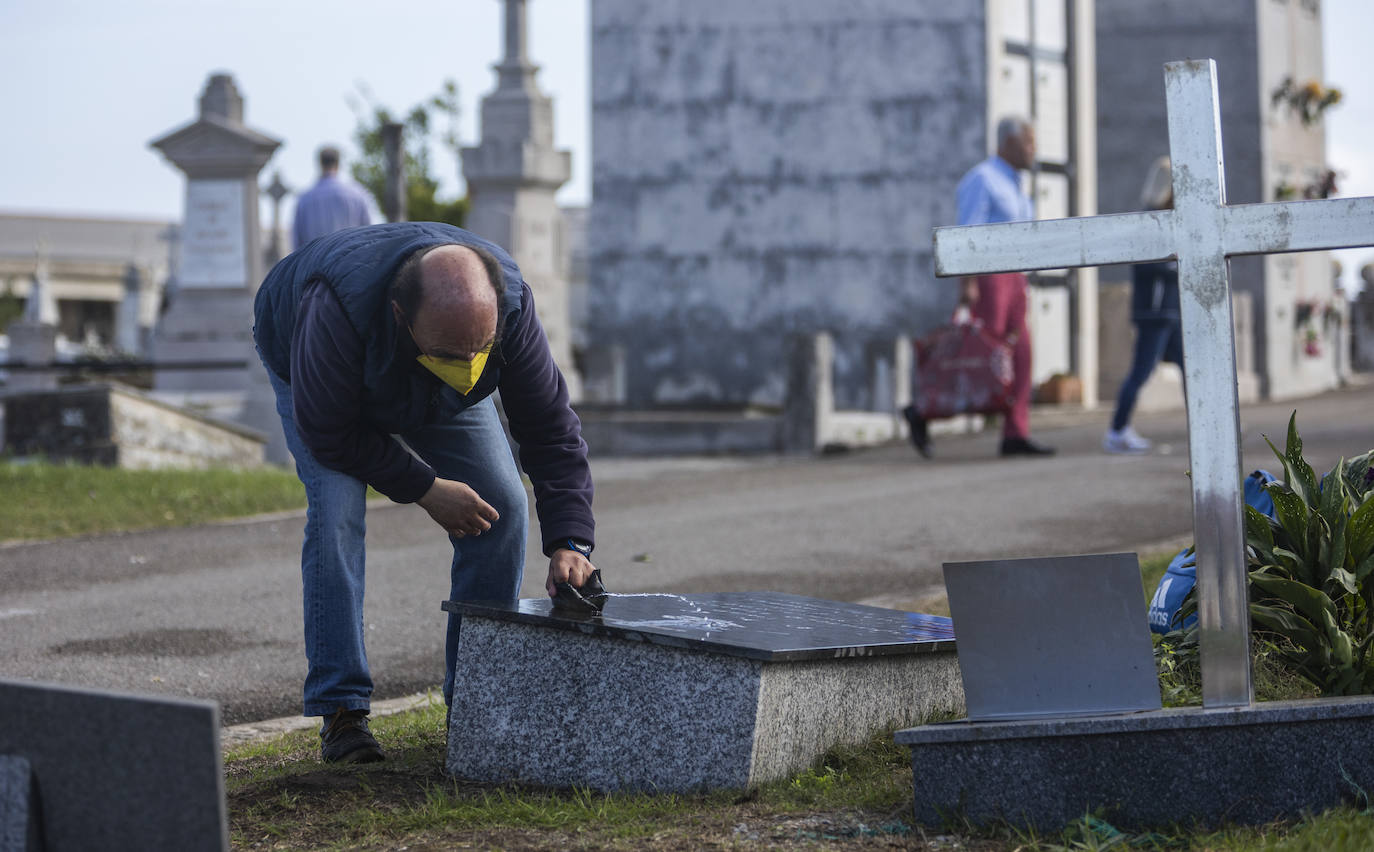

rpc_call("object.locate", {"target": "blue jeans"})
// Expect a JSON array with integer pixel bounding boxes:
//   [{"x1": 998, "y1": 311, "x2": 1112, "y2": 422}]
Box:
[
  {"x1": 265, "y1": 368, "x2": 527, "y2": 717},
  {"x1": 1111, "y1": 319, "x2": 1184, "y2": 432}
]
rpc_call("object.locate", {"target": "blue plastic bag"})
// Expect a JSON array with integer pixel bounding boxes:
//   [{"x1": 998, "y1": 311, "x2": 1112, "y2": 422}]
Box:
[{"x1": 1147, "y1": 469, "x2": 1277, "y2": 634}]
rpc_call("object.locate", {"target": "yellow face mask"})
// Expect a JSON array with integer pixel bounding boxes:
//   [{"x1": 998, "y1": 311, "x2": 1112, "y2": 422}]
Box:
[{"x1": 416, "y1": 346, "x2": 490, "y2": 395}]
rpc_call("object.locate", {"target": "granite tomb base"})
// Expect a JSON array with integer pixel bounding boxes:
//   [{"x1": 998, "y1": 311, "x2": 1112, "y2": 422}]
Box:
[{"x1": 445, "y1": 592, "x2": 962, "y2": 792}]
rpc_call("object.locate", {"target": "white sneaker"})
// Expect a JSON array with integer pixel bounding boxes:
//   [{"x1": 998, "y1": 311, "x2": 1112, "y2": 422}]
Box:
[{"x1": 1104, "y1": 426, "x2": 1151, "y2": 454}]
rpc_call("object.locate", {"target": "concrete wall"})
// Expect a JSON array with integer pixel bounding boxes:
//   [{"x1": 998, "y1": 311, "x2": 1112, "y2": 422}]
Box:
[
  {"x1": 590, "y1": 0, "x2": 987, "y2": 408},
  {"x1": 3, "y1": 383, "x2": 264, "y2": 469}
]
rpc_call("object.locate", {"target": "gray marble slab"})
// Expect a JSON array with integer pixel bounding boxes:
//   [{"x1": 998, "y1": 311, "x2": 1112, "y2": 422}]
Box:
[{"x1": 443, "y1": 591, "x2": 955, "y2": 661}]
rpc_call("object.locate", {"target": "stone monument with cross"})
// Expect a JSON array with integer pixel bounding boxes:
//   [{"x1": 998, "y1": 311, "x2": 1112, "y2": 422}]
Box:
[
  {"x1": 149, "y1": 72, "x2": 281, "y2": 449},
  {"x1": 896, "y1": 59, "x2": 1374, "y2": 829},
  {"x1": 462, "y1": 0, "x2": 581, "y2": 400}
]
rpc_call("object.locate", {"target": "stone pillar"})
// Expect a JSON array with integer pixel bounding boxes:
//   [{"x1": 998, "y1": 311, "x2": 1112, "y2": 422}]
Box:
[
  {"x1": 463, "y1": 0, "x2": 580, "y2": 400},
  {"x1": 6, "y1": 251, "x2": 60, "y2": 393},
  {"x1": 893, "y1": 335, "x2": 912, "y2": 412},
  {"x1": 1069, "y1": 0, "x2": 1099, "y2": 409},
  {"x1": 115, "y1": 263, "x2": 142, "y2": 356},
  {"x1": 781, "y1": 333, "x2": 833, "y2": 454},
  {"x1": 149, "y1": 72, "x2": 282, "y2": 457}
]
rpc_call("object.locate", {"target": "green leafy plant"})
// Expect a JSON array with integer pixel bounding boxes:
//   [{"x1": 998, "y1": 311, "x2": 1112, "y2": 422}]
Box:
[
  {"x1": 1245, "y1": 413, "x2": 1374, "y2": 695},
  {"x1": 1159, "y1": 413, "x2": 1374, "y2": 698}
]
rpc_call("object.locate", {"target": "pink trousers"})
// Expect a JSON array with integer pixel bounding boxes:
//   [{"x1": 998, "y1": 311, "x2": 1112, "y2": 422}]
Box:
[{"x1": 971, "y1": 273, "x2": 1032, "y2": 440}]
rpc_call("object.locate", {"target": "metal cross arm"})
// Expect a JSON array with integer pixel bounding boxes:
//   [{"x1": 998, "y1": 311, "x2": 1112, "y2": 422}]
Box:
[
  {"x1": 933, "y1": 197, "x2": 1374, "y2": 279},
  {"x1": 929, "y1": 59, "x2": 1374, "y2": 710}
]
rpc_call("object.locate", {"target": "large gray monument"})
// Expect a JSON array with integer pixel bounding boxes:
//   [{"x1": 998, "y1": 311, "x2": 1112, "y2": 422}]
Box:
[
  {"x1": 588, "y1": 0, "x2": 1097, "y2": 410},
  {"x1": 149, "y1": 73, "x2": 282, "y2": 457},
  {"x1": 463, "y1": 0, "x2": 581, "y2": 400}
]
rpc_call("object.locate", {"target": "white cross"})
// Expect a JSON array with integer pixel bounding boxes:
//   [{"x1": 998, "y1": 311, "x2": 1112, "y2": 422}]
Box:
[{"x1": 933, "y1": 59, "x2": 1374, "y2": 709}]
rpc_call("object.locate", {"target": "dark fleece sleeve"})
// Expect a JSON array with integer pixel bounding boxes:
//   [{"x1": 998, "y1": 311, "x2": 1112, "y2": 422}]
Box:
[
  {"x1": 497, "y1": 282, "x2": 595, "y2": 555},
  {"x1": 290, "y1": 279, "x2": 437, "y2": 502}
]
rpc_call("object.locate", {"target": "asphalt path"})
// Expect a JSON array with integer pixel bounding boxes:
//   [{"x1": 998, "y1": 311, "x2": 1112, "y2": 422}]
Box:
[{"x1": 2, "y1": 384, "x2": 1371, "y2": 725}]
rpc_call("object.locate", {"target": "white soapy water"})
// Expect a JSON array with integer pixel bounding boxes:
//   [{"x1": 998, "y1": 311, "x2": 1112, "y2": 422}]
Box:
[{"x1": 597, "y1": 593, "x2": 737, "y2": 635}]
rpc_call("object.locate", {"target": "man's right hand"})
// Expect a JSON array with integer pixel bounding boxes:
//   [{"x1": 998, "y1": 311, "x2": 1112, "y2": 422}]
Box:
[{"x1": 416, "y1": 477, "x2": 499, "y2": 538}]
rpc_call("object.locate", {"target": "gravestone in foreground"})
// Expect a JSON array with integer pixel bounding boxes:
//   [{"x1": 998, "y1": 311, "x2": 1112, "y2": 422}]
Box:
[
  {"x1": 0, "y1": 678, "x2": 228, "y2": 851},
  {"x1": 443, "y1": 592, "x2": 960, "y2": 792},
  {"x1": 897, "y1": 58, "x2": 1374, "y2": 829}
]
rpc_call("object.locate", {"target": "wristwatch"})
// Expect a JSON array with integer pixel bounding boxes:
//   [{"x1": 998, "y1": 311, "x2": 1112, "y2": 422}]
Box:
[{"x1": 563, "y1": 538, "x2": 593, "y2": 558}]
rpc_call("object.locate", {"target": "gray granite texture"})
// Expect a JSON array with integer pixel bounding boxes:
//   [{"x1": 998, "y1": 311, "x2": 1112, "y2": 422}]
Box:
[
  {"x1": 896, "y1": 696, "x2": 1374, "y2": 830},
  {"x1": 0, "y1": 755, "x2": 38, "y2": 852},
  {"x1": 448, "y1": 617, "x2": 962, "y2": 792},
  {"x1": 0, "y1": 678, "x2": 228, "y2": 852}
]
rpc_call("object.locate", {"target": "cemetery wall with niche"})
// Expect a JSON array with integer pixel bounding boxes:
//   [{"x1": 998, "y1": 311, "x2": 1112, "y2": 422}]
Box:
[
  {"x1": 589, "y1": 0, "x2": 988, "y2": 409},
  {"x1": 1096, "y1": 0, "x2": 1339, "y2": 399}
]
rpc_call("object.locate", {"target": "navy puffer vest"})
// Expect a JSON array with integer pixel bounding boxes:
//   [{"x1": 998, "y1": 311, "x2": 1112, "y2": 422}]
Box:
[{"x1": 253, "y1": 223, "x2": 523, "y2": 434}]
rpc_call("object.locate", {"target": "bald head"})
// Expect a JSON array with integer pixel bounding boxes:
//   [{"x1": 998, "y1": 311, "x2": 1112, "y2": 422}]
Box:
[{"x1": 392, "y1": 244, "x2": 502, "y2": 360}]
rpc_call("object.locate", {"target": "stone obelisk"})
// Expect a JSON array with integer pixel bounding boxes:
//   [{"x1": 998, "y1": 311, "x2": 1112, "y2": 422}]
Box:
[{"x1": 463, "y1": 0, "x2": 580, "y2": 399}]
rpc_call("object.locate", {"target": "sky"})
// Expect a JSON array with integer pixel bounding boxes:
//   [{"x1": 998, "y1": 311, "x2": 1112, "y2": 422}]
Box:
[{"x1": 1, "y1": 0, "x2": 1370, "y2": 289}]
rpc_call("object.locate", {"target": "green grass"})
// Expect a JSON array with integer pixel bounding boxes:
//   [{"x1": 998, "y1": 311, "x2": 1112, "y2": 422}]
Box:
[
  {"x1": 0, "y1": 461, "x2": 307, "y2": 541},
  {"x1": 224, "y1": 701, "x2": 1374, "y2": 851},
  {"x1": 225, "y1": 700, "x2": 926, "y2": 850}
]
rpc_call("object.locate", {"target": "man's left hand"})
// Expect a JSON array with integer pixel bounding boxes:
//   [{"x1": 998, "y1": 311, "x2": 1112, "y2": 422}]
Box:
[{"x1": 547, "y1": 548, "x2": 596, "y2": 597}]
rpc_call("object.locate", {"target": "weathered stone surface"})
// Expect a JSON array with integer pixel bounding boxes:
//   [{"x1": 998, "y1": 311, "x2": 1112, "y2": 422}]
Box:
[
  {"x1": 897, "y1": 697, "x2": 1374, "y2": 830},
  {"x1": 589, "y1": 0, "x2": 987, "y2": 408}
]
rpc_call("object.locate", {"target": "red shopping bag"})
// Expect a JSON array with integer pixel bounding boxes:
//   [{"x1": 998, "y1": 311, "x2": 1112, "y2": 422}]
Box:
[{"x1": 912, "y1": 321, "x2": 1015, "y2": 419}]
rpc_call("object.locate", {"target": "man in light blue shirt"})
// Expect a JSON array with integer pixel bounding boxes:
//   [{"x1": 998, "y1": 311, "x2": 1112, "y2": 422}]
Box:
[
  {"x1": 903, "y1": 116, "x2": 1055, "y2": 459},
  {"x1": 292, "y1": 146, "x2": 373, "y2": 250}
]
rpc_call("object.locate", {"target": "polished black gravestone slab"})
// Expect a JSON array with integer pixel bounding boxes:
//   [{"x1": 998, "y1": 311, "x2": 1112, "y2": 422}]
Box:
[
  {"x1": 0, "y1": 678, "x2": 228, "y2": 852},
  {"x1": 443, "y1": 592, "x2": 962, "y2": 792},
  {"x1": 443, "y1": 591, "x2": 955, "y2": 660}
]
